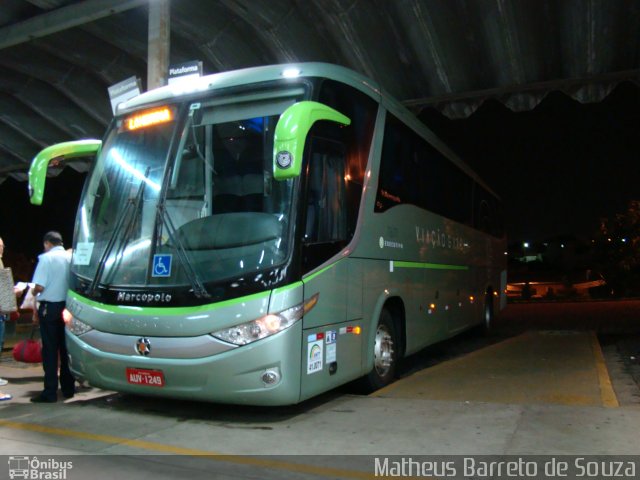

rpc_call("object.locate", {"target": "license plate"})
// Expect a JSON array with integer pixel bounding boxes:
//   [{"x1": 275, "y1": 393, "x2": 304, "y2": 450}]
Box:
[{"x1": 126, "y1": 368, "x2": 165, "y2": 387}]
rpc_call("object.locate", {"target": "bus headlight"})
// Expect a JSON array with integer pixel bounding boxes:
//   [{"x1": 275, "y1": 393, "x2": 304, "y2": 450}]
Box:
[
  {"x1": 212, "y1": 294, "x2": 318, "y2": 346},
  {"x1": 66, "y1": 315, "x2": 93, "y2": 336}
]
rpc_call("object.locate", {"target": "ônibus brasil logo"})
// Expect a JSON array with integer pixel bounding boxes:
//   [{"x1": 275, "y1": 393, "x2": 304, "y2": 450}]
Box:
[{"x1": 8, "y1": 456, "x2": 73, "y2": 479}]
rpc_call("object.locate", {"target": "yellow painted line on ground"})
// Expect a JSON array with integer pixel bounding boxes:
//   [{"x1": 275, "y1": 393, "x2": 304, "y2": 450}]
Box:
[
  {"x1": 371, "y1": 333, "x2": 529, "y2": 397},
  {"x1": 373, "y1": 331, "x2": 618, "y2": 408},
  {"x1": 0, "y1": 419, "x2": 382, "y2": 479},
  {"x1": 590, "y1": 332, "x2": 620, "y2": 408}
]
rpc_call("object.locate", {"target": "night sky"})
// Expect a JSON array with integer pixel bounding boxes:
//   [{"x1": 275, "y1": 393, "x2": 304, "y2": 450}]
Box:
[{"x1": 1, "y1": 81, "x2": 638, "y2": 269}]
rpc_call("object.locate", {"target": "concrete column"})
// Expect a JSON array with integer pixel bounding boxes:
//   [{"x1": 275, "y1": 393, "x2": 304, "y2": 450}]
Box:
[{"x1": 147, "y1": 0, "x2": 170, "y2": 90}]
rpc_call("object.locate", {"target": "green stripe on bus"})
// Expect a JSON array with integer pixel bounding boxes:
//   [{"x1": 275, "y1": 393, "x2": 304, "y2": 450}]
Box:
[
  {"x1": 393, "y1": 260, "x2": 469, "y2": 271},
  {"x1": 273, "y1": 281, "x2": 303, "y2": 295},
  {"x1": 67, "y1": 282, "x2": 302, "y2": 316},
  {"x1": 302, "y1": 259, "x2": 341, "y2": 283}
]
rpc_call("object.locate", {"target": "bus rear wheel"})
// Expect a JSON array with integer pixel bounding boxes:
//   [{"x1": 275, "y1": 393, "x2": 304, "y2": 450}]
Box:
[
  {"x1": 362, "y1": 308, "x2": 398, "y2": 391},
  {"x1": 483, "y1": 293, "x2": 494, "y2": 334}
]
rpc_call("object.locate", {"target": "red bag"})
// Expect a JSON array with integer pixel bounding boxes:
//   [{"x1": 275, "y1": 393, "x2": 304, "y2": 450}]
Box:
[{"x1": 12, "y1": 338, "x2": 42, "y2": 363}]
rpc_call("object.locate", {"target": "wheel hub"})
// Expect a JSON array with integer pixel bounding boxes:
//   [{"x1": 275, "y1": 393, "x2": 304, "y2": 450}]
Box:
[{"x1": 373, "y1": 324, "x2": 394, "y2": 376}]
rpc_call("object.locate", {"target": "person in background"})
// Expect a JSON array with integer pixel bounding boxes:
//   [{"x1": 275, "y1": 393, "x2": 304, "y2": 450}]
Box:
[
  {"x1": 0, "y1": 236, "x2": 12, "y2": 400},
  {"x1": 30, "y1": 231, "x2": 75, "y2": 403}
]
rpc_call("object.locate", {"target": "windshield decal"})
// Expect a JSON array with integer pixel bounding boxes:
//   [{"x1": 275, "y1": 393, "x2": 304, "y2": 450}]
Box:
[
  {"x1": 152, "y1": 254, "x2": 172, "y2": 277},
  {"x1": 74, "y1": 242, "x2": 94, "y2": 266}
]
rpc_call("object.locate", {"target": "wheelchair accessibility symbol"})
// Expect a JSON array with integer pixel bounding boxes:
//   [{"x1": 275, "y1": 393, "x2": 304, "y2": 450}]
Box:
[{"x1": 152, "y1": 254, "x2": 172, "y2": 277}]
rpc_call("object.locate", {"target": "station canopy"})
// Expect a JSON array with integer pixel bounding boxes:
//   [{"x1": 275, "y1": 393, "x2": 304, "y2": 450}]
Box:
[{"x1": 1, "y1": 0, "x2": 639, "y2": 183}]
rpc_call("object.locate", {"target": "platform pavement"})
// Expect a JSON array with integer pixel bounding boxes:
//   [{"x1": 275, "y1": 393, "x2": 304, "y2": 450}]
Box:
[
  {"x1": 0, "y1": 317, "x2": 105, "y2": 404},
  {"x1": 0, "y1": 324, "x2": 628, "y2": 410},
  {"x1": 372, "y1": 331, "x2": 620, "y2": 408},
  {"x1": 0, "y1": 325, "x2": 629, "y2": 409},
  {"x1": 1, "y1": 329, "x2": 640, "y2": 462}
]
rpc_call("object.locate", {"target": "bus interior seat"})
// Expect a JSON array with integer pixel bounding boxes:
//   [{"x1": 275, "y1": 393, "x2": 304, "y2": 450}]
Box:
[
  {"x1": 164, "y1": 199, "x2": 204, "y2": 230},
  {"x1": 214, "y1": 175, "x2": 242, "y2": 213},
  {"x1": 170, "y1": 212, "x2": 281, "y2": 251},
  {"x1": 242, "y1": 173, "x2": 263, "y2": 211}
]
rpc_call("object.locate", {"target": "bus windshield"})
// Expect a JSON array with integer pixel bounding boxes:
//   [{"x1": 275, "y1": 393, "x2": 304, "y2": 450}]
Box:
[{"x1": 72, "y1": 94, "x2": 300, "y2": 301}]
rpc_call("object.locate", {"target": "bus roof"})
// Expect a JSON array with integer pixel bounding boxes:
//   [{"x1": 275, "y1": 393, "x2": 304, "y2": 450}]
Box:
[
  {"x1": 117, "y1": 62, "x2": 382, "y2": 114},
  {"x1": 117, "y1": 62, "x2": 500, "y2": 200}
]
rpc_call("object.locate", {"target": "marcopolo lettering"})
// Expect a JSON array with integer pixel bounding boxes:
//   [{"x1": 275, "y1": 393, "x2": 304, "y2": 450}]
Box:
[{"x1": 116, "y1": 292, "x2": 172, "y2": 303}]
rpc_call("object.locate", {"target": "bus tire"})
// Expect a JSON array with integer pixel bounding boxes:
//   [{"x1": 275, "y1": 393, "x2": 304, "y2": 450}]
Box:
[
  {"x1": 362, "y1": 308, "x2": 398, "y2": 392},
  {"x1": 483, "y1": 293, "x2": 494, "y2": 334}
]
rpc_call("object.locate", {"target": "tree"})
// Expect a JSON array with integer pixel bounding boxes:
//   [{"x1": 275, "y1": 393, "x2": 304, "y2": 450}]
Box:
[{"x1": 594, "y1": 200, "x2": 640, "y2": 296}]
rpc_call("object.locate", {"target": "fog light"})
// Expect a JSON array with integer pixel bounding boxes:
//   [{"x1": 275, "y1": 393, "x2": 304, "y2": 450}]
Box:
[{"x1": 261, "y1": 368, "x2": 281, "y2": 386}]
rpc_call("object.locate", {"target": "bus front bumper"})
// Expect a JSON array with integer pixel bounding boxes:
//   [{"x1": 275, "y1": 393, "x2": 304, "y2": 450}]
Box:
[{"x1": 65, "y1": 322, "x2": 303, "y2": 406}]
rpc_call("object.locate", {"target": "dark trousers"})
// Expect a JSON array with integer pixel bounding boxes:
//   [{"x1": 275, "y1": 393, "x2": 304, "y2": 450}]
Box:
[{"x1": 38, "y1": 301, "x2": 75, "y2": 400}]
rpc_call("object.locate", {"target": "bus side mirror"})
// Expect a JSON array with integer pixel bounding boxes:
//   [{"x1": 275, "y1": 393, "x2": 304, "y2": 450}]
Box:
[
  {"x1": 273, "y1": 101, "x2": 350, "y2": 181},
  {"x1": 28, "y1": 139, "x2": 102, "y2": 205}
]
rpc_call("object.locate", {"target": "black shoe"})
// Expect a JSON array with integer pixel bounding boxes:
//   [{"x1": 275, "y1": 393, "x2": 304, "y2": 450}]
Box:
[
  {"x1": 62, "y1": 392, "x2": 74, "y2": 399},
  {"x1": 31, "y1": 395, "x2": 56, "y2": 403}
]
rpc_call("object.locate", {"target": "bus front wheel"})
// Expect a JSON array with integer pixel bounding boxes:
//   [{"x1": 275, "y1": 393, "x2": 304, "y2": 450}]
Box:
[{"x1": 362, "y1": 308, "x2": 398, "y2": 391}]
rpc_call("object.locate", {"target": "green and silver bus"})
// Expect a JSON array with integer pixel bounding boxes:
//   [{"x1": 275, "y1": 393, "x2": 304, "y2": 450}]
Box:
[{"x1": 29, "y1": 63, "x2": 506, "y2": 405}]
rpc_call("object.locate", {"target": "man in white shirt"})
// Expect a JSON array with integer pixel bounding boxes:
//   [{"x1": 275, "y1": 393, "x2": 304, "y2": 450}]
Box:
[{"x1": 30, "y1": 231, "x2": 75, "y2": 403}]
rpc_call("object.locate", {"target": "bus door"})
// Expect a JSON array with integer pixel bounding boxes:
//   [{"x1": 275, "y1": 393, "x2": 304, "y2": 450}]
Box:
[{"x1": 299, "y1": 135, "x2": 363, "y2": 399}]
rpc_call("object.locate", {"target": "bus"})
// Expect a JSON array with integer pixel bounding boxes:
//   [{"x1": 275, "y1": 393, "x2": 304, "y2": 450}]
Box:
[{"x1": 29, "y1": 63, "x2": 506, "y2": 405}]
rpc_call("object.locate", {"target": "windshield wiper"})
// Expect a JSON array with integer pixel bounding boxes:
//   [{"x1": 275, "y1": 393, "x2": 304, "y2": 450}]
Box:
[
  {"x1": 88, "y1": 170, "x2": 148, "y2": 296},
  {"x1": 153, "y1": 109, "x2": 211, "y2": 299},
  {"x1": 154, "y1": 203, "x2": 210, "y2": 299}
]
